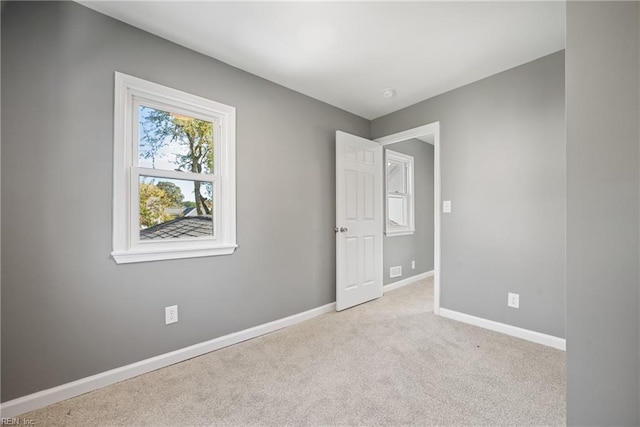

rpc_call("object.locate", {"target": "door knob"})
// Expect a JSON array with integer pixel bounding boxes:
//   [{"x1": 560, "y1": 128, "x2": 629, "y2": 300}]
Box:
[{"x1": 340, "y1": 227, "x2": 348, "y2": 233}]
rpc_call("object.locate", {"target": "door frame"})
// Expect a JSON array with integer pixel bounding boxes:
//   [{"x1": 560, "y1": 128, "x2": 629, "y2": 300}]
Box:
[{"x1": 374, "y1": 122, "x2": 441, "y2": 315}]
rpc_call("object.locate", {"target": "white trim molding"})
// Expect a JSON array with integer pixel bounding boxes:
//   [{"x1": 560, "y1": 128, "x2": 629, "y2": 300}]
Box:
[
  {"x1": 439, "y1": 308, "x2": 566, "y2": 351},
  {"x1": 0, "y1": 302, "x2": 336, "y2": 418},
  {"x1": 383, "y1": 270, "x2": 434, "y2": 293},
  {"x1": 112, "y1": 72, "x2": 237, "y2": 264},
  {"x1": 384, "y1": 230, "x2": 415, "y2": 237}
]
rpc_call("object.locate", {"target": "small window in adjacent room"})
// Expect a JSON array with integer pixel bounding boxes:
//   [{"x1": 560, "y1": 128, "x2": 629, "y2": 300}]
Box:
[
  {"x1": 112, "y1": 72, "x2": 236, "y2": 263},
  {"x1": 385, "y1": 149, "x2": 414, "y2": 236}
]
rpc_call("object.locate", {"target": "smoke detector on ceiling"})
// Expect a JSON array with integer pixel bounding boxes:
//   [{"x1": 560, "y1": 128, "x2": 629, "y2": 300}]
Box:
[{"x1": 382, "y1": 88, "x2": 396, "y2": 99}]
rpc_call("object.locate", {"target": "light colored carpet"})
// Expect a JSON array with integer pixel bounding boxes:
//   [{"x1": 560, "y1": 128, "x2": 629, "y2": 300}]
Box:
[{"x1": 20, "y1": 278, "x2": 565, "y2": 426}]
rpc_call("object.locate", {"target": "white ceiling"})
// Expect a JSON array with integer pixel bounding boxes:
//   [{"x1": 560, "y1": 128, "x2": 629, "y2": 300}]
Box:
[{"x1": 80, "y1": 1, "x2": 566, "y2": 120}]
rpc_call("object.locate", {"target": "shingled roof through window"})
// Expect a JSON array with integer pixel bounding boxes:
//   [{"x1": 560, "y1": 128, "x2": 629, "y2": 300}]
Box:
[{"x1": 140, "y1": 215, "x2": 213, "y2": 240}]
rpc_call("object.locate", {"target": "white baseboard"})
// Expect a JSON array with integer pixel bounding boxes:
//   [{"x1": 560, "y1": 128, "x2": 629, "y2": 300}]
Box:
[
  {"x1": 1, "y1": 302, "x2": 336, "y2": 418},
  {"x1": 383, "y1": 270, "x2": 434, "y2": 293},
  {"x1": 439, "y1": 308, "x2": 566, "y2": 351}
]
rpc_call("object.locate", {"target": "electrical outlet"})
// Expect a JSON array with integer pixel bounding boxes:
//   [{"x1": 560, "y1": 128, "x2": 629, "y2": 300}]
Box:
[
  {"x1": 507, "y1": 293, "x2": 519, "y2": 309},
  {"x1": 165, "y1": 305, "x2": 178, "y2": 325},
  {"x1": 411, "y1": 260, "x2": 416, "y2": 269},
  {"x1": 390, "y1": 266, "x2": 402, "y2": 278},
  {"x1": 443, "y1": 200, "x2": 452, "y2": 213}
]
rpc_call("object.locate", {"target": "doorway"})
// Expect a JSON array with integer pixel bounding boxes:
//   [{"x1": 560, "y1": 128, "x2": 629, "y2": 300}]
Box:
[{"x1": 375, "y1": 122, "x2": 441, "y2": 315}]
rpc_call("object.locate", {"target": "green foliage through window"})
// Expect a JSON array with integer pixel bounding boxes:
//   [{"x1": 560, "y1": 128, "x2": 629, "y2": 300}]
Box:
[{"x1": 138, "y1": 106, "x2": 214, "y2": 216}]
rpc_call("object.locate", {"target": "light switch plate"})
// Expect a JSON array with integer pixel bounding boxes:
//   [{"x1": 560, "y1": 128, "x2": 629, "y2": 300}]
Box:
[{"x1": 443, "y1": 200, "x2": 452, "y2": 213}]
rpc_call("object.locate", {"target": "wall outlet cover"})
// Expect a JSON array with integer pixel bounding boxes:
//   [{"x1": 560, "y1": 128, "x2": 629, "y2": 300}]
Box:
[
  {"x1": 507, "y1": 293, "x2": 519, "y2": 309},
  {"x1": 443, "y1": 200, "x2": 452, "y2": 213},
  {"x1": 165, "y1": 305, "x2": 178, "y2": 325}
]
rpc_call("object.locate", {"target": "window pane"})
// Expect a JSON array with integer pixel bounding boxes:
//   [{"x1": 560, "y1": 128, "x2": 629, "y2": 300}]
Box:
[
  {"x1": 139, "y1": 176, "x2": 214, "y2": 240},
  {"x1": 387, "y1": 162, "x2": 405, "y2": 194},
  {"x1": 388, "y1": 195, "x2": 406, "y2": 226},
  {"x1": 138, "y1": 105, "x2": 214, "y2": 174}
]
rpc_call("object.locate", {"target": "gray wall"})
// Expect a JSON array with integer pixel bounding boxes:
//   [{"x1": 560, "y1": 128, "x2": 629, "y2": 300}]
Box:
[
  {"x1": 8, "y1": 4, "x2": 640, "y2": 422},
  {"x1": 372, "y1": 51, "x2": 566, "y2": 339},
  {"x1": 566, "y1": 2, "x2": 640, "y2": 425},
  {"x1": 383, "y1": 139, "x2": 434, "y2": 285},
  {"x1": 1, "y1": 2, "x2": 370, "y2": 401}
]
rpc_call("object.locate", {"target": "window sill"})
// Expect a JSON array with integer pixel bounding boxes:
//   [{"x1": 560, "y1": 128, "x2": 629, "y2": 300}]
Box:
[
  {"x1": 385, "y1": 229, "x2": 415, "y2": 237},
  {"x1": 112, "y1": 244, "x2": 238, "y2": 264}
]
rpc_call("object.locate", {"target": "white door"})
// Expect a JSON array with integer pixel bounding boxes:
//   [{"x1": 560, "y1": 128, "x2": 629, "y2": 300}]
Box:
[{"x1": 336, "y1": 131, "x2": 383, "y2": 311}]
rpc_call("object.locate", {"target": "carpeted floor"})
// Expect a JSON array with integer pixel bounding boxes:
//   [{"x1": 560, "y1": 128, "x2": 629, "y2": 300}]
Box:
[{"x1": 20, "y1": 278, "x2": 566, "y2": 426}]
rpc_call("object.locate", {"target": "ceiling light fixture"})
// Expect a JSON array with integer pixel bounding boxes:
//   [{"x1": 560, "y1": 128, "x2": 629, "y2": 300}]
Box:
[{"x1": 382, "y1": 88, "x2": 396, "y2": 99}]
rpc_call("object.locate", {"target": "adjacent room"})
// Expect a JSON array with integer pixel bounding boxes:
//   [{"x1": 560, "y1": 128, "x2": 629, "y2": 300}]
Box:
[{"x1": 2, "y1": 1, "x2": 639, "y2": 426}]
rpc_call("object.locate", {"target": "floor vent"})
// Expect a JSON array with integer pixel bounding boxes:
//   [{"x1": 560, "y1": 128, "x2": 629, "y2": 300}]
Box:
[{"x1": 390, "y1": 266, "x2": 402, "y2": 278}]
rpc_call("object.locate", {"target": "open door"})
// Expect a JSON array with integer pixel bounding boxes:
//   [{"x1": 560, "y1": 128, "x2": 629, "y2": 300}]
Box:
[{"x1": 336, "y1": 131, "x2": 383, "y2": 311}]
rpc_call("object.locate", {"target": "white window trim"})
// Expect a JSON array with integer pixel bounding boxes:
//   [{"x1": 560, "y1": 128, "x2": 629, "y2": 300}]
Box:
[
  {"x1": 112, "y1": 72, "x2": 237, "y2": 264},
  {"x1": 385, "y1": 149, "x2": 415, "y2": 237}
]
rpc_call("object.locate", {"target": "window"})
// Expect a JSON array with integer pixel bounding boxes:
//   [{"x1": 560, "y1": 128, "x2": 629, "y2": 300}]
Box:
[
  {"x1": 385, "y1": 149, "x2": 414, "y2": 236},
  {"x1": 112, "y1": 72, "x2": 236, "y2": 263}
]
